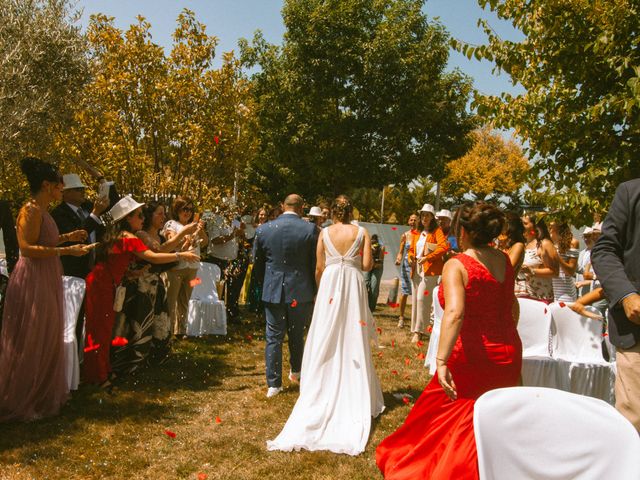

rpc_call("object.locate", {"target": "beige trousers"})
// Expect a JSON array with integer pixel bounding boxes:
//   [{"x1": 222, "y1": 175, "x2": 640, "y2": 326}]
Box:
[
  {"x1": 411, "y1": 274, "x2": 439, "y2": 335},
  {"x1": 165, "y1": 268, "x2": 198, "y2": 336},
  {"x1": 616, "y1": 342, "x2": 640, "y2": 431}
]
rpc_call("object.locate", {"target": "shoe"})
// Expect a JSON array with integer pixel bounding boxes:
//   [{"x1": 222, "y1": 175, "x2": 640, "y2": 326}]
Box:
[
  {"x1": 266, "y1": 387, "x2": 282, "y2": 398},
  {"x1": 288, "y1": 371, "x2": 300, "y2": 384},
  {"x1": 411, "y1": 333, "x2": 421, "y2": 344},
  {"x1": 397, "y1": 317, "x2": 405, "y2": 328}
]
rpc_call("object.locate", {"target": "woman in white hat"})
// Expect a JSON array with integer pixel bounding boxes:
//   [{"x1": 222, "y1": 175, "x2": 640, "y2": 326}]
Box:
[
  {"x1": 407, "y1": 204, "x2": 449, "y2": 343},
  {"x1": 83, "y1": 196, "x2": 200, "y2": 389},
  {"x1": 308, "y1": 206, "x2": 324, "y2": 234}
]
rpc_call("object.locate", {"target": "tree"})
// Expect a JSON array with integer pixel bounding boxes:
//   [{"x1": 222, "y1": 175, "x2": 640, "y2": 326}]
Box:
[
  {"x1": 460, "y1": 0, "x2": 640, "y2": 222},
  {"x1": 0, "y1": 0, "x2": 88, "y2": 205},
  {"x1": 442, "y1": 127, "x2": 529, "y2": 207},
  {"x1": 55, "y1": 10, "x2": 257, "y2": 208},
  {"x1": 240, "y1": 0, "x2": 475, "y2": 201}
]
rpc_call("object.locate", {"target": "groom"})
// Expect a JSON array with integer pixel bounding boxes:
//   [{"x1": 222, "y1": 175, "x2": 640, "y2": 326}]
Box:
[{"x1": 253, "y1": 194, "x2": 318, "y2": 398}]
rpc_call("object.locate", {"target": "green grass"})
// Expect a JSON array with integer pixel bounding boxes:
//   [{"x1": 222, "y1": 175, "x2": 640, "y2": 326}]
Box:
[{"x1": 0, "y1": 305, "x2": 431, "y2": 480}]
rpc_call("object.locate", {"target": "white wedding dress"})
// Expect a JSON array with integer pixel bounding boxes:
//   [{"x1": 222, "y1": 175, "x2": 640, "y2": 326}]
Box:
[{"x1": 266, "y1": 227, "x2": 385, "y2": 456}]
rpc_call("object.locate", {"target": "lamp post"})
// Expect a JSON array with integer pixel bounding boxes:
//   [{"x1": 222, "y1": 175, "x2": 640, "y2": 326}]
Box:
[{"x1": 233, "y1": 103, "x2": 250, "y2": 203}]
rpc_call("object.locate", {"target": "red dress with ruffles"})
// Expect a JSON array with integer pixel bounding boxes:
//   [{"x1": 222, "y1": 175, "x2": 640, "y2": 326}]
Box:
[
  {"x1": 376, "y1": 253, "x2": 522, "y2": 479},
  {"x1": 82, "y1": 237, "x2": 148, "y2": 384}
]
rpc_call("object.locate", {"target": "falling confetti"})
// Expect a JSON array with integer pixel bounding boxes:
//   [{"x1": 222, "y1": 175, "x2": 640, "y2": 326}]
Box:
[
  {"x1": 164, "y1": 430, "x2": 176, "y2": 439},
  {"x1": 391, "y1": 340, "x2": 396, "y2": 348},
  {"x1": 214, "y1": 136, "x2": 220, "y2": 145},
  {"x1": 111, "y1": 336, "x2": 128, "y2": 347},
  {"x1": 416, "y1": 340, "x2": 424, "y2": 348},
  {"x1": 215, "y1": 416, "x2": 222, "y2": 424},
  {"x1": 291, "y1": 299, "x2": 298, "y2": 308},
  {"x1": 198, "y1": 474, "x2": 208, "y2": 480},
  {"x1": 83, "y1": 334, "x2": 100, "y2": 353},
  {"x1": 559, "y1": 302, "x2": 566, "y2": 308},
  {"x1": 391, "y1": 370, "x2": 398, "y2": 375},
  {"x1": 417, "y1": 353, "x2": 426, "y2": 360},
  {"x1": 376, "y1": 327, "x2": 382, "y2": 335},
  {"x1": 190, "y1": 277, "x2": 202, "y2": 287},
  {"x1": 423, "y1": 290, "x2": 430, "y2": 296},
  {"x1": 359, "y1": 320, "x2": 367, "y2": 326},
  {"x1": 391, "y1": 227, "x2": 398, "y2": 230},
  {"x1": 402, "y1": 396, "x2": 411, "y2": 405},
  {"x1": 245, "y1": 335, "x2": 253, "y2": 342},
  {"x1": 427, "y1": 326, "x2": 433, "y2": 333}
]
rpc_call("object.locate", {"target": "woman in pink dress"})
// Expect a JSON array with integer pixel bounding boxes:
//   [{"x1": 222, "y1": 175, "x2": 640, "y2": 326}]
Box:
[
  {"x1": 0, "y1": 158, "x2": 91, "y2": 422},
  {"x1": 377, "y1": 202, "x2": 522, "y2": 479}
]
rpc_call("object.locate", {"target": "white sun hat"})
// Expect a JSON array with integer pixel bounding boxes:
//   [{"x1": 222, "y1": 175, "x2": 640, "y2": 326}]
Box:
[
  {"x1": 420, "y1": 203, "x2": 435, "y2": 214},
  {"x1": 108, "y1": 195, "x2": 145, "y2": 222},
  {"x1": 62, "y1": 173, "x2": 87, "y2": 190},
  {"x1": 308, "y1": 206, "x2": 323, "y2": 217},
  {"x1": 583, "y1": 227, "x2": 594, "y2": 235},
  {"x1": 436, "y1": 209, "x2": 452, "y2": 219}
]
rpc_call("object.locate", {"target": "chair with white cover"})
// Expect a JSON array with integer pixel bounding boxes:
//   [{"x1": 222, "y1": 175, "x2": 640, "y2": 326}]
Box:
[
  {"x1": 187, "y1": 262, "x2": 227, "y2": 336},
  {"x1": 550, "y1": 303, "x2": 615, "y2": 404},
  {"x1": 474, "y1": 387, "x2": 640, "y2": 480},
  {"x1": 62, "y1": 275, "x2": 85, "y2": 391},
  {"x1": 517, "y1": 298, "x2": 563, "y2": 389},
  {"x1": 424, "y1": 285, "x2": 444, "y2": 374}
]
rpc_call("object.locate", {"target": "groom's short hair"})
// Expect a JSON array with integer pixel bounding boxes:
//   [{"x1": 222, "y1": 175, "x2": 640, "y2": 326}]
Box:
[{"x1": 283, "y1": 194, "x2": 303, "y2": 208}]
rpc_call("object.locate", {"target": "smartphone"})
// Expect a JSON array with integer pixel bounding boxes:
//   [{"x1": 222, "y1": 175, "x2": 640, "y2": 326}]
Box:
[{"x1": 98, "y1": 181, "x2": 112, "y2": 199}]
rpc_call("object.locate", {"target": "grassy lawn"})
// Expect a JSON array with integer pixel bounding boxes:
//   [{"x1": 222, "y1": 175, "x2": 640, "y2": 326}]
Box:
[{"x1": 0, "y1": 305, "x2": 432, "y2": 480}]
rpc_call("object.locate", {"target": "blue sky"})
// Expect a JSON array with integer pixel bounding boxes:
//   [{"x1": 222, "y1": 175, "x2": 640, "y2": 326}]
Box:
[{"x1": 77, "y1": 0, "x2": 524, "y2": 98}]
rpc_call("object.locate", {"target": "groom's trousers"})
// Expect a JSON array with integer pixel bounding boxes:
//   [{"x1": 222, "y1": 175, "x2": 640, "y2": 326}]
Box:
[{"x1": 264, "y1": 301, "x2": 313, "y2": 388}]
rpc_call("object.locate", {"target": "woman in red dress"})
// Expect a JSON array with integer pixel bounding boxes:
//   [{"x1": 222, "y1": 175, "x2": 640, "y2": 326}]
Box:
[
  {"x1": 376, "y1": 201, "x2": 522, "y2": 479},
  {"x1": 83, "y1": 196, "x2": 200, "y2": 388}
]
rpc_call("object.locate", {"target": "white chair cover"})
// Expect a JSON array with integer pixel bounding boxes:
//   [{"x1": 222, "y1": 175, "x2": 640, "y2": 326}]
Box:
[
  {"x1": 187, "y1": 262, "x2": 227, "y2": 336},
  {"x1": 517, "y1": 298, "x2": 564, "y2": 389},
  {"x1": 0, "y1": 257, "x2": 7, "y2": 277},
  {"x1": 424, "y1": 285, "x2": 444, "y2": 374},
  {"x1": 62, "y1": 276, "x2": 85, "y2": 391},
  {"x1": 549, "y1": 303, "x2": 615, "y2": 404},
  {"x1": 474, "y1": 387, "x2": 640, "y2": 480}
]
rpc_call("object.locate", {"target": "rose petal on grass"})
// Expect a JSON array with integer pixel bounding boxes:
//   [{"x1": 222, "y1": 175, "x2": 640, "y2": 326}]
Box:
[
  {"x1": 391, "y1": 370, "x2": 398, "y2": 375},
  {"x1": 417, "y1": 353, "x2": 426, "y2": 360},
  {"x1": 405, "y1": 358, "x2": 411, "y2": 366},
  {"x1": 215, "y1": 416, "x2": 222, "y2": 424},
  {"x1": 198, "y1": 474, "x2": 208, "y2": 480},
  {"x1": 416, "y1": 340, "x2": 424, "y2": 347},
  {"x1": 391, "y1": 340, "x2": 396, "y2": 348},
  {"x1": 164, "y1": 430, "x2": 176, "y2": 439},
  {"x1": 402, "y1": 396, "x2": 410, "y2": 405},
  {"x1": 376, "y1": 327, "x2": 382, "y2": 335},
  {"x1": 378, "y1": 352, "x2": 384, "y2": 358}
]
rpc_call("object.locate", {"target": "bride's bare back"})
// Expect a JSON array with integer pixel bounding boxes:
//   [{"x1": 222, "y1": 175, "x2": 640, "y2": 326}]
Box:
[{"x1": 316, "y1": 222, "x2": 373, "y2": 284}]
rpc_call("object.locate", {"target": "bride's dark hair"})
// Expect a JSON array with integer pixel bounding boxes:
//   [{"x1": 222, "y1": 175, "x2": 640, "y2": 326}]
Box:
[{"x1": 331, "y1": 195, "x2": 353, "y2": 223}]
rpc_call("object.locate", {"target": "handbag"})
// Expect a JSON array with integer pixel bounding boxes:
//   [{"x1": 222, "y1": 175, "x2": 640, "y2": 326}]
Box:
[{"x1": 113, "y1": 284, "x2": 127, "y2": 312}]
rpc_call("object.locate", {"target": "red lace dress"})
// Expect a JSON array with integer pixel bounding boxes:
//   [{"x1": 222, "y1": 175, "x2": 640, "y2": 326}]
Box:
[
  {"x1": 83, "y1": 237, "x2": 148, "y2": 384},
  {"x1": 376, "y1": 253, "x2": 522, "y2": 480}
]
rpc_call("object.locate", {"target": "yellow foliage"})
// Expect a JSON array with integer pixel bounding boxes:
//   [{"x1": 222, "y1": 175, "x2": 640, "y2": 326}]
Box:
[{"x1": 442, "y1": 127, "x2": 529, "y2": 201}]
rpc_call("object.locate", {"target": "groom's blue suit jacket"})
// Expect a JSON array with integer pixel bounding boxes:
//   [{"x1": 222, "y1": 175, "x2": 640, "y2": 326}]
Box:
[{"x1": 253, "y1": 213, "x2": 318, "y2": 304}]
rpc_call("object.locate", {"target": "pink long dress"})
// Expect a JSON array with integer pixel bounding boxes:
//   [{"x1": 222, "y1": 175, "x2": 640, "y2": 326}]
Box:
[{"x1": 0, "y1": 204, "x2": 68, "y2": 422}]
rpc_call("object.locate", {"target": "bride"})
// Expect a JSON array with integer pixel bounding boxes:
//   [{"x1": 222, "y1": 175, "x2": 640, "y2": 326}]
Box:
[{"x1": 266, "y1": 195, "x2": 385, "y2": 456}]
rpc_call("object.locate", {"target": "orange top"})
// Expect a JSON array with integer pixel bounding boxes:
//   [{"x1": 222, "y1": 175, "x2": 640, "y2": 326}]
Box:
[{"x1": 408, "y1": 227, "x2": 448, "y2": 276}]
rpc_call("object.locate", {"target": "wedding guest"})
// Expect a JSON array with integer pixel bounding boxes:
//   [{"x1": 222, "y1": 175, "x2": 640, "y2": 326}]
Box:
[
  {"x1": 364, "y1": 234, "x2": 385, "y2": 312},
  {"x1": 268, "y1": 205, "x2": 283, "y2": 221},
  {"x1": 592, "y1": 178, "x2": 640, "y2": 431},
  {"x1": 516, "y1": 214, "x2": 559, "y2": 303},
  {"x1": 497, "y1": 211, "x2": 526, "y2": 274},
  {"x1": 207, "y1": 212, "x2": 244, "y2": 321},
  {"x1": 408, "y1": 204, "x2": 448, "y2": 343},
  {"x1": 111, "y1": 201, "x2": 199, "y2": 375},
  {"x1": 246, "y1": 206, "x2": 269, "y2": 313},
  {"x1": 0, "y1": 158, "x2": 91, "y2": 422},
  {"x1": 320, "y1": 203, "x2": 332, "y2": 228},
  {"x1": 395, "y1": 213, "x2": 420, "y2": 328},
  {"x1": 163, "y1": 197, "x2": 207, "y2": 338},
  {"x1": 307, "y1": 206, "x2": 324, "y2": 233},
  {"x1": 0, "y1": 200, "x2": 18, "y2": 325},
  {"x1": 549, "y1": 220, "x2": 580, "y2": 302},
  {"x1": 83, "y1": 196, "x2": 199, "y2": 388},
  {"x1": 436, "y1": 209, "x2": 457, "y2": 251},
  {"x1": 377, "y1": 201, "x2": 521, "y2": 479},
  {"x1": 576, "y1": 224, "x2": 601, "y2": 297}
]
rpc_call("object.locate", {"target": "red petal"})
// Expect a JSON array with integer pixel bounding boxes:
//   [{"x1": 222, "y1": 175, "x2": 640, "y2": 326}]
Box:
[
  {"x1": 111, "y1": 336, "x2": 129, "y2": 347},
  {"x1": 391, "y1": 227, "x2": 398, "y2": 231},
  {"x1": 384, "y1": 251, "x2": 389, "y2": 255},
  {"x1": 329, "y1": 298, "x2": 333, "y2": 304},
  {"x1": 376, "y1": 327, "x2": 382, "y2": 335},
  {"x1": 83, "y1": 344, "x2": 100, "y2": 353},
  {"x1": 198, "y1": 474, "x2": 208, "y2": 480},
  {"x1": 559, "y1": 302, "x2": 566, "y2": 308},
  {"x1": 214, "y1": 136, "x2": 220, "y2": 144},
  {"x1": 291, "y1": 299, "x2": 298, "y2": 308},
  {"x1": 378, "y1": 352, "x2": 383, "y2": 358},
  {"x1": 427, "y1": 326, "x2": 433, "y2": 333},
  {"x1": 189, "y1": 277, "x2": 202, "y2": 287},
  {"x1": 391, "y1": 370, "x2": 398, "y2": 375},
  {"x1": 423, "y1": 290, "x2": 429, "y2": 296},
  {"x1": 359, "y1": 320, "x2": 367, "y2": 326},
  {"x1": 544, "y1": 308, "x2": 548, "y2": 314},
  {"x1": 245, "y1": 335, "x2": 253, "y2": 342},
  {"x1": 417, "y1": 353, "x2": 426, "y2": 360},
  {"x1": 402, "y1": 396, "x2": 410, "y2": 404},
  {"x1": 215, "y1": 416, "x2": 222, "y2": 424},
  {"x1": 603, "y1": 332, "x2": 609, "y2": 337},
  {"x1": 405, "y1": 358, "x2": 411, "y2": 366},
  {"x1": 391, "y1": 340, "x2": 396, "y2": 348},
  {"x1": 164, "y1": 430, "x2": 176, "y2": 438},
  {"x1": 416, "y1": 340, "x2": 424, "y2": 347}
]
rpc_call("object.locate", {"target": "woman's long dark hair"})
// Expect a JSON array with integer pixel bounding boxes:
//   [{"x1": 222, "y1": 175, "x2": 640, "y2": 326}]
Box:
[
  {"x1": 422, "y1": 212, "x2": 438, "y2": 233},
  {"x1": 503, "y1": 211, "x2": 526, "y2": 248},
  {"x1": 142, "y1": 201, "x2": 163, "y2": 231},
  {"x1": 95, "y1": 216, "x2": 136, "y2": 263}
]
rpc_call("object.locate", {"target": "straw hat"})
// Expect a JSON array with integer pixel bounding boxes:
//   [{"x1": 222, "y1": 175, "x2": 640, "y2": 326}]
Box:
[
  {"x1": 108, "y1": 195, "x2": 145, "y2": 222},
  {"x1": 436, "y1": 209, "x2": 452, "y2": 219},
  {"x1": 308, "y1": 206, "x2": 324, "y2": 217},
  {"x1": 420, "y1": 203, "x2": 435, "y2": 214},
  {"x1": 62, "y1": 174, "x2": 87, "y2": 190}
]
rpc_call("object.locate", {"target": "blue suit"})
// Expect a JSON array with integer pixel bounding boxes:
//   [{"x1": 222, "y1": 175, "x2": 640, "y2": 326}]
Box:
[{"x1": 253, "y1": 213, "x2": 318, "y2": 387}]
